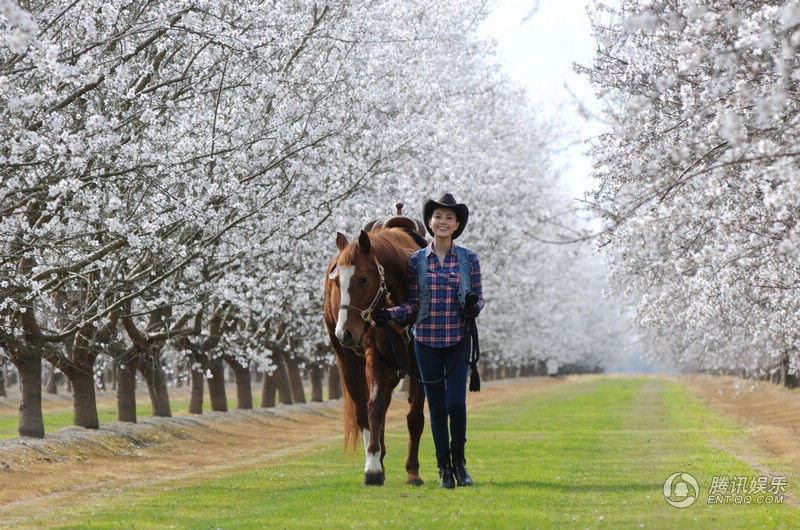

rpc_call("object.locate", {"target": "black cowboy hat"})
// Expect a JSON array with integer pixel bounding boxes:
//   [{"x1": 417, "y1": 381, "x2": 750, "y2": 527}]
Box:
[{"x1": 422, "y1": 193, "x2": 469, "y2": 240}]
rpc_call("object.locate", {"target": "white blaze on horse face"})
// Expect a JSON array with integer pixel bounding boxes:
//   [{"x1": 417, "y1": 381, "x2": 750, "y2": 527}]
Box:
[
  {"x1": 362, "y1": 428, "x2": 381, "y2": 474},
  {"x1": 334, "y1": 265, "x2": 355, "y2": 341}
]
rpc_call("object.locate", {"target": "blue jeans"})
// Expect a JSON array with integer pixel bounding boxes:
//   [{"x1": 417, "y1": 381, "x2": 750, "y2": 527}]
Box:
[{"x1": 414, "y1": 337, "x2": 469, "y2": 458}]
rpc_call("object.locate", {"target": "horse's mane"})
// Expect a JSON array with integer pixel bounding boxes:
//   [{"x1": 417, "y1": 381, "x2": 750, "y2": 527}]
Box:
[{"x1": 338, "y1": 227, "x2": 421, "y2": 267}]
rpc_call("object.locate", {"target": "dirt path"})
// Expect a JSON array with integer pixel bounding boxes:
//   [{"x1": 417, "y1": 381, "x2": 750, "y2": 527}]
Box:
[
  {"x1": 679, "y1": 374, "x2": 800, "y2": 475},
  {"x1": 0, "y1": 377, "x2": 565, "y2": 525}
]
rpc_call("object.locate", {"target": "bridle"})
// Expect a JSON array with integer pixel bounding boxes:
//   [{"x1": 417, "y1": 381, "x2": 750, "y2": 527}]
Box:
[{"x1": 334, "y1": 256, "x2": 393, "y2": 329}]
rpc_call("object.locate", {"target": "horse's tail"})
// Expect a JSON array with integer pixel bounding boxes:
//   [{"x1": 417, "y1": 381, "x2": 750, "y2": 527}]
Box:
[{"x1": 337, "y1": 363, "x2": 362, "y2": 454}]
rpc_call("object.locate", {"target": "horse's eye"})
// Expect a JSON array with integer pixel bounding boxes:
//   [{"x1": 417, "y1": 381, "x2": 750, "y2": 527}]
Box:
[{"x1": 359, "y1": 276, "x2": 369, "y2": 286}]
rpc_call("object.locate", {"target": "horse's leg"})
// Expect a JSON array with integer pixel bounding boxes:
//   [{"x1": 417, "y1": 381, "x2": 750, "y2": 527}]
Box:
[
  {"x1": 367, "y1": 388, "x2": 391, "y2": 479},
  {"x1": 381, "y1": 370, "x2": 402, "y2": 473},
  {"x1": 379, "y1": 384, "x2": 394, "y2": 473},
  {"x1": 363, "y1": 349, "x2": 391, "y2": 486},
  {"x1": 405, "y1": 377, "x2": 426, "y2": 486}
]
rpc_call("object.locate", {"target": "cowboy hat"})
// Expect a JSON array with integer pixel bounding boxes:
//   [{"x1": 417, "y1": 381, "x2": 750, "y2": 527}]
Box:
[{"x1": 422, "y1": 193, "x2": 469, "y2": 239}]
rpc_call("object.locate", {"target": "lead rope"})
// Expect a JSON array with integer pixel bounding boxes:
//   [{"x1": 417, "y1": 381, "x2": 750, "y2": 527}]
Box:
[{"x1": 467, "y1": 316, "x2": 480, "y2": 392}]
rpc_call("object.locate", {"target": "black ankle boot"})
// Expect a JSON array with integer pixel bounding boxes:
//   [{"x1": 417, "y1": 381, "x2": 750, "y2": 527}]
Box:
[
  {"x1": 451, "y1": 442, "x2": 473, "y2": 486},
  {"x1": 436, "y1": 453, "x2": 455, "y2": 489}
]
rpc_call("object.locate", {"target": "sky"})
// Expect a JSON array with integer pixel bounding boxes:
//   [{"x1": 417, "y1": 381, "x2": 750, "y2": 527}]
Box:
[
  {"x1": 479, "y1": 2, "x2": 665, "y2": 373},
  {"x1": 478, "y1": 0, "x2": 603, "y2": 198}
]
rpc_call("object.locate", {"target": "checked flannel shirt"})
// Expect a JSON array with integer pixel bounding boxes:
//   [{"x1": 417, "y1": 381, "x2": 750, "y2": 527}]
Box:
[{"x1": 388, "y1": 242, "x2": 484, "y2": 348}]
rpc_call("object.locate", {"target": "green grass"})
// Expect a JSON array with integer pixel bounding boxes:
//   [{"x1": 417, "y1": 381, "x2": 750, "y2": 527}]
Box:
[{"x1": 16, "y1": 377, "x2": 800, "y2": 528}]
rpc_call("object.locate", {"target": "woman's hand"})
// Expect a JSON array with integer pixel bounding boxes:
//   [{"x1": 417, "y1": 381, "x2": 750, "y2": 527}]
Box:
[
  {"x1": 373, "y1": 308, "x2": 392, "y2": 327},
  {"x1": 462, "y1": 292, "x2": 480, "y2": 318}
]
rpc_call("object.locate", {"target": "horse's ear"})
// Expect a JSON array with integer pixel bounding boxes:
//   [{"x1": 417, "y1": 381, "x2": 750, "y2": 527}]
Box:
[
  {"x1": 336, "y1": 232, "x2": 348, "y2": 251},
  {"x1": 358, "y1": 230, "x2": 371, "y2": 253}
]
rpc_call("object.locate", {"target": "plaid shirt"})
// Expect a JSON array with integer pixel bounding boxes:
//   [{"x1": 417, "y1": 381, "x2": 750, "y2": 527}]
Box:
[{"x1": 389, "y1": 242, "x2": 484, "y2": 348}]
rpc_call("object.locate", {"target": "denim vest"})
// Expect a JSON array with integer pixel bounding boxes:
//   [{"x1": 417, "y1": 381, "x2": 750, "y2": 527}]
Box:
[{"x1": 416, "y1": 246, "x2": 471, "y2": 323}]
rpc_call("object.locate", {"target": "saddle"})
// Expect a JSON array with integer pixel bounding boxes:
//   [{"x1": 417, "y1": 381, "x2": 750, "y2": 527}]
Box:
[{"x1": 364, "y1": 203, "x2": 428, "y2": 248}]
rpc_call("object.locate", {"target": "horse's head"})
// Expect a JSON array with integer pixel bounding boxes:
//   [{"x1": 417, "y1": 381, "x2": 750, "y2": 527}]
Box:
[{"x1": 330, "y1": 230, "x2": 383, "y2": 349}]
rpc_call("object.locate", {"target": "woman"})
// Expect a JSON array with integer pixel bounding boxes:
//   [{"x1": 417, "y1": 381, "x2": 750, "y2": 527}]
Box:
[{"x1": 375, "y1": 193, "x2": 484, "y2": 489}]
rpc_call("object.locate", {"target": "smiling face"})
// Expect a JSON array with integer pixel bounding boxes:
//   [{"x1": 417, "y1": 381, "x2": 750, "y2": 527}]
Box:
[{"x1": 428, "y1": 207, "x2": 460, "y2": 239}]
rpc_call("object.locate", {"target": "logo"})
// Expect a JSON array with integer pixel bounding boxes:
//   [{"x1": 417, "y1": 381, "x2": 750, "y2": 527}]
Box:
[{"x1": 663, "y1": 472, "x2": 699, "y2": 508}]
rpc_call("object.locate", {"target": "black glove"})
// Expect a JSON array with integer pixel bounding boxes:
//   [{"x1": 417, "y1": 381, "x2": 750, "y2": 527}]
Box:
[
  {"x1": 373, "y1": 308, "x2": 392, "y2": 327},
  {"x1": 462, "y1": 292, "x2": 481, "y2": 318}
]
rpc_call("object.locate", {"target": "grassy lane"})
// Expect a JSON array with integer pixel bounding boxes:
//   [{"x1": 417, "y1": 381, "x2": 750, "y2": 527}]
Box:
[{"x1": 17, "y1": 377, "x2": 800, "y2": 528}]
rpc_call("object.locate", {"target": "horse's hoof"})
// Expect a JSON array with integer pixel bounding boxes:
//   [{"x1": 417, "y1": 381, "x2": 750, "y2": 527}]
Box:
[
  {"x1": 363, "y1": 472, "x2": 385, "y2": 486},
  {"x1": 406, "y1": 477, "x2": 424, "y2": 486}
]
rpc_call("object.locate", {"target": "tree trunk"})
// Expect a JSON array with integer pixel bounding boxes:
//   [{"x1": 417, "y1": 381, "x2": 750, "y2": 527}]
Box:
[
  {"x1": 275, "y1": 355, "x2": 293, "y2": 405},
  {"x1": 0, "y1": 366, "x2": 5, "y2": 398},
  {"x1": 44, "y1": 364, "x2": 59, "y2": 394},
  {"x1": 261, "y1": 371, "x2": 277, "y2": 408},
  {"x1": 327, "y1": 365, "x2": 342, "y2": 400},
  {"x1": 535, "y1": 360, "x2": 545, "y2": 376},
  {"x1": 310, "y1": 364, "x2": 324, "y2": 402},
  {"x1": 138, "y1": 355, "x2": 172, "y2": 417},
  {"x1": 116, "y1": 358, "x2": 137, "y2": 423},
  {"x1": 189, "y1": 364, "x2": 205, "y2": 414},
  {"x1": 285, "y1": 355, "x2": 306, "y2": 404},
  {"x1": 14, "y1": 351, "x2": 44, "y2": 438},
  {"x1": 777, "y1": 353, "x2": 798, "y2": 388},
  {"x1": 71, "y1": 370, "x2": 99, "y2": 429},
  {"x1": 228, "y1": 360, "x2": 252, "y2": 409},
  {"x1": 206, "y1": 357, "x2": 228, "y2": 412},
  {"x1": 483, "y1": 363, "x2": 495, "y2": 381},
  {"x1": 779, "y1": 355, "x2": 788, "y2": 387}
]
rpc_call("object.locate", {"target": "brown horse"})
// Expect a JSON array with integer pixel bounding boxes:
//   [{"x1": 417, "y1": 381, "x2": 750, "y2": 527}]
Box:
[{"x1": 323, "y1": 227, "x2": 425, "y2": 486}]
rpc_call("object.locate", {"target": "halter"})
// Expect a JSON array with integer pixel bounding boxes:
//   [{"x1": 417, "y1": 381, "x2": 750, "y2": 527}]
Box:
[{"x1": 338, "y1": 257, "x2": 394, "y2": 328}]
